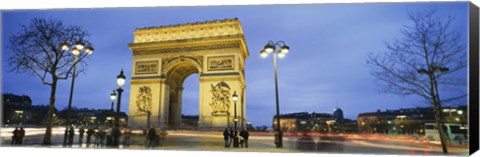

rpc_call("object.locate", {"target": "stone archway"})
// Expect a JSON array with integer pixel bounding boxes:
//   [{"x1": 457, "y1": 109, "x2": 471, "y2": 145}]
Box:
[{"x1": 127, "y1": 18, "x2": 249, "y2": 130}]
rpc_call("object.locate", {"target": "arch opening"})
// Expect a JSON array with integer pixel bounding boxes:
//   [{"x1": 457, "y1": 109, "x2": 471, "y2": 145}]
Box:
[{"x1": 164, "y1": 59, "x2": 200, "y2": 129}]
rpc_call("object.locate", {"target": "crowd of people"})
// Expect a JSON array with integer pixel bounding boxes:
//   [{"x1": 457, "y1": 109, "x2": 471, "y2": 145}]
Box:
[
  {"x1": 10, "y1": 127, "x2": 25, "y2": 145},
  {"x1": 62, "y1": 125, "x2": 133, "y2": 148},
  {"x1": 223, "y1": 127, "x2": 249, "y2": 148},
  {"x1": 10, "y1": 125, "x2": 252, "y2": 149}
]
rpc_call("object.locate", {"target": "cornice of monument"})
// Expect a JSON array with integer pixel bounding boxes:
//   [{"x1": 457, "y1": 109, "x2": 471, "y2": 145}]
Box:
[
  {"x1": 129, "y1": 36, "x2": 247, "y2": 56},
  {"x1": 133, "y1": 18, "x2": 244, "y2": 43},
  {"x1": 136, "y1": 18, "x2": 240, "y2": 32}
]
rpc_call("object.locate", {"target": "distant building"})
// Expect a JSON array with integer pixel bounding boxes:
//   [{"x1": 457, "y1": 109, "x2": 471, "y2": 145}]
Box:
[
  {"x1": 180, "y1": 115, "x2": 199, "y2": 130},
  {"x1": 333, "y1": 107, "x2": 344, "y2": 121},
  {"x1": 272, "y1": 108, "x2": 357, "y2": 133},
  {"x1": 2, "y1": 93, "x2": 54, "y2": 126},
  {"x1": 57, "y1": 107, "x2": 128, "y2": 128},
  {"x1": 357, "y1": 105, "x2": 467, "y2": 135},
  {"x1": 2, "y1": 93, "x2": 128, "y2": 127}
]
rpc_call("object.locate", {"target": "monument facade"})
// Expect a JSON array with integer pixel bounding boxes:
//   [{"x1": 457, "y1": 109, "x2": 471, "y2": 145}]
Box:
[{"x1": 127, "y1": 18, "x2": 248, "y2": 130}]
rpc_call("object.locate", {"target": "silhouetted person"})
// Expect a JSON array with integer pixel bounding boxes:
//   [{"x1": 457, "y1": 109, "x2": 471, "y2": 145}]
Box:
[
  {"x1": 95, "y1": 129, "x2": 107, "y2": 147},
  {"x1": 159, "y1": 128, "x2": 168, "y2": 147},
  {"x1": 240, "y1": 129, "x2": 249, "y2": 148},
  {"x1": 122, "y1": 128, "x2": 131, "y2": 147},
  {"x1": 223, "y1": 128, "x2": 230, "y2": 148},
  {"x1": 78, "y1": 126, "x2": 85, "y2": 146},
  {"x1": 11, "y1": 127, "x2": 19, "y2": 145},
  {"x1": 106, "y1": 128, "x2": 112, "y2": 147},
  {"x1": 68, "y1": 126, "x2": 75, "y2": 147},
  {"x1": 86, "y1": 128, "x2": 95, "y2": 146},
  {"x1": 112, "y1": 127, "x2": 122, "y2": 147},
  {"x1": 147, "y1": 125, "x2": 157, "y2": 148},
  {"x1": 142, "y1": 127, "x2": 148, "y2": 146},
  {"x1": 17, "y1": 127, "x2": 25, "y2": 145},
  {"x1": 228, "y1": 128, "x2": 234, "y2": 147},
  {"x1": 233, "y1": 131, "x2": 239, "y2": 148}
]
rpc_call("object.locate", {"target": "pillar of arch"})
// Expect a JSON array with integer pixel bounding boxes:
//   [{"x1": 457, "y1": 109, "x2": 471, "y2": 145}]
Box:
[{"x1": 127, "y1": 18, "x2": 248, "y2": 130}]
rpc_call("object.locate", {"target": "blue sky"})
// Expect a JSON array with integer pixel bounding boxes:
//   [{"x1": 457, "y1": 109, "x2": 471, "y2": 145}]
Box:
[{"x1": 1, "y1": 2, "x2": 469, "y2": 126}]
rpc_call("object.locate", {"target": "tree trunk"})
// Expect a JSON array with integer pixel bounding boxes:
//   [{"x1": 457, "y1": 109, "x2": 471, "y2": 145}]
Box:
[{"x1": 43, "y1": 78, "x2": 57, "y2": 145}]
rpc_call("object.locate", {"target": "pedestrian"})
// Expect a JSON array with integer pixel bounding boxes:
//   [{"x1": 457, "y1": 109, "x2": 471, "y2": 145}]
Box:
[
  {"x1": 122, "y1": 128, "x2": 131, "y2": 147},
  {"x1": 223, "y1": 128, "x2": 229, "y2": 148},
  {"x1": 142, "y1": 127, "x2": 148, "y2": 147},
  {"x1": 159, "y1": 128, "x2": 168, "y2": 147},
  {"x1": 106, "y1": 128, "x2": 112, "y2": 147},
  {"x1": 233, "y1": 131, "x2": 239, "y2": 148},
  {"x1": 112, "y1": 127, "x2": 122, "y2": 147},
  {"x1": 99, "y1": 129, "x2": 106, "y2": 147},
  {"x1": 11, "y1": 127, "x2": 19, "y2": 145},
  {"x1": 147, "y1": 125, "x2": 157, "y2": 148},
  {"x1": 86, "y1": 127, "x2": 95, "y2": 146},
  {"x1": 78, "y1": 126, "x2": 85, "y2": 146},
  {"x1": 240, "y1": 129, "x2": 249, "y2": 148},
  {"x1": 95, "y1": 128, "x2": 106, "y2": 147},
  {"x1": 228, "y1": 127, "x2": 234, "y2": 147},
  {"x1": 95, "y1": 129, "x2": 101, "y2": 147},
  {"x1": 68, "y1": 126, "x2": 75, "y2": 147},
  {"x1": 18, "y1": 127, "x2": 25, "y2": 145}
]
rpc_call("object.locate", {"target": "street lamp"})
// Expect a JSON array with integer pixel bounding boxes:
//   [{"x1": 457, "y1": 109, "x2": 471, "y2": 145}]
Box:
[
  {"x1": 110, "y1": 90, "x2": 117, "y2": 112},
  {"x1": 110, "y1": 90, "x2": 117, "y2": 127},
  {"x1": 62, "y1": 41, "x2": 94, "y2": 146},
  {"x1": 260, "y1": 40, "x2": 290, "y2": 148},
  {"x1": 112, "y1": 69, "x2": 126, "y2": 147},
  {"x1": 115, "y1": 69, "x2": 126, "y2": 127},
  {"x1": 232, "y1": 91, "x2": 239, "y2": 134},
  {"x1": 457, "y1": 110, "x2": 467, "y2": 139}
]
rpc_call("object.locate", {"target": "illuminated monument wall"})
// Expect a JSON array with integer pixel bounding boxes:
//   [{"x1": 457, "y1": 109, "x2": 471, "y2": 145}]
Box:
[{"x1": 127, "y1": 18, "x2": 249, "y2": 130}]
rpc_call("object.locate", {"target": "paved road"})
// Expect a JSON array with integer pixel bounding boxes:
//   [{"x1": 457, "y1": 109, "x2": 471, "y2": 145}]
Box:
[{"x1": 1, "y1": 130, "x2": 469, "y2": 156}]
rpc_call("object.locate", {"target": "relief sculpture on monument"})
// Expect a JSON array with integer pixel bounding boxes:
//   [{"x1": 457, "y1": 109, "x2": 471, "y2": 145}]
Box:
[
  {"x1": 136, "y1": 86, "x2": 153, "y2": 127},
  {"x1": 209, "y1": 82, "x2": 231, "y2": 114}
]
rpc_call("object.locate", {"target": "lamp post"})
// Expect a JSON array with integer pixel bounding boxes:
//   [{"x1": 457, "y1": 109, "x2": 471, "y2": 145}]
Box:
[
  {"x1": 417, "y1": 65, "x2": 449, "y2": 153},
  {"x1": 115, "y1": 69, "x2": 126, "y2": 127},
  {"x1": 112, "y1": 69, "x2": 126, "y2": 147},
  {"x1": 62, "y1": 41, "x2": 94, "y2": 146},
  {"x1": 457, "y1": 110, "x2": 467, "y2": 139},
  {"x1": 110, "y1": 90, "x2": 117, "y2": 127},
  {"x1": 232, "y1": 91, "x2": 239, "y2": 133},
  {"x1": 260, "y1": 40, "x2": 290, "y2": 148}
]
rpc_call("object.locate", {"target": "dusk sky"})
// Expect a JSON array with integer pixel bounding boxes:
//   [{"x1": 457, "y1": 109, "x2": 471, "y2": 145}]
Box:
[{"x1": 1, "y1": 2, "x2": 469, "y2": 126}]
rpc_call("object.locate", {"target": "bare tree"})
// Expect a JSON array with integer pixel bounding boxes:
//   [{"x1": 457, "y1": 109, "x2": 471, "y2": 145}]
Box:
[
  {"x1": 8, "y1": 18, "x2": 93, "y2": 144},
  {"x1": 366, "y1": 10, "x2": 467, "y2": 154}
]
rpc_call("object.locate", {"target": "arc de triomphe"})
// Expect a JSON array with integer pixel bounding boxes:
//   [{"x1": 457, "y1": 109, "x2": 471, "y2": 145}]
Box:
[{"x1": 127, "y1": 18, "x2": 248, "y2": 130}]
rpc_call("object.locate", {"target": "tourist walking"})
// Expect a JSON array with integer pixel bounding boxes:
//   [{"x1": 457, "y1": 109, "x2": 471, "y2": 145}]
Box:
[
  {"x1": 122, "y1": 128, "x2": 131, "y2": 147},
  {"x1": 223, "y1": 128, "x2": 229, "y2": 147},
  {"x1": 86, "y1": 127, "x2": 95, "y2": 146},
  {"x1": 159, "y1": 128, "x2": 168, "y2": 147},
  {"x1": 96, "y1": 129, "x2": 106, "y2": 147},
  {"x1": 78, "y1": 126, "x2": 85, "y2": 145},
  {"x1": 228, "y1": 128, "x2": 234, "y2": 147},
  {"x1": 11, "y1": 127, "x2": 19, "y2": 145},
  {"x1": 112, "y1": 127, "x2": 122, "y2": 147},
  {"x1": 106, "y1": 128, "x2": 113, "y2": 147},
  {"x1": 147, "y1": 125, "x2": 157, "y2": 148},
  {"x1": 68, "y1": 126, "x2": 75, "y2": 147},
  {"x1": 233, "y1": 131, "x2": 239, "y2": 148},
  {"x1": 240, "y1": 129, "x2": 249, "y2": 148},
  {"x1": 142, "y1": 127, "x2": 148, "y2": 147},
  {"x1": 17, "y1": 127, "x2": 25, "y2": 145}
]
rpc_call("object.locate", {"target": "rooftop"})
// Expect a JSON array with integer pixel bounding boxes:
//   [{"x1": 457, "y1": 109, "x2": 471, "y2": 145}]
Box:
[{"x1": 136, "y1": 18, "x2": 240, "y2": 31}]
